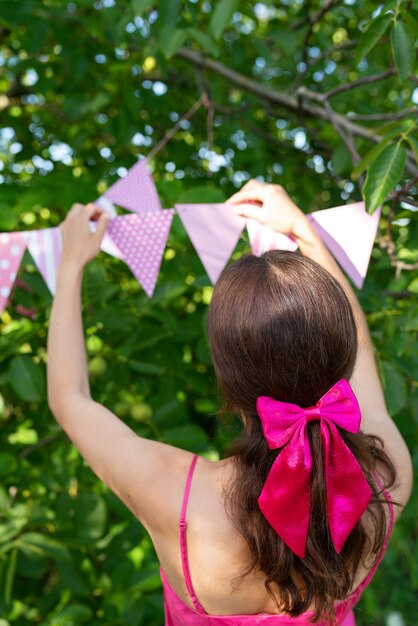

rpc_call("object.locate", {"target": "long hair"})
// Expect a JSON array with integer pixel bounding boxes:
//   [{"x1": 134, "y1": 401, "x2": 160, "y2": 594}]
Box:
[{"x1": 206, "y1": 250, "x2": 397, "y2": 623}]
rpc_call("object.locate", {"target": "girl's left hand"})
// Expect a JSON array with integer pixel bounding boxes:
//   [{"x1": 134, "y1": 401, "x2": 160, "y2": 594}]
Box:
[{"x1": 59, "y1": 203, "x2": 110, "y2": 270}]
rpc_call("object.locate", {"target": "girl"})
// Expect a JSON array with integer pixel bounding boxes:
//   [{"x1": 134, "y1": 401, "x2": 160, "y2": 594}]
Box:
[{"x1": 47, "y1": 180, "x2": 413, "y2": 625}]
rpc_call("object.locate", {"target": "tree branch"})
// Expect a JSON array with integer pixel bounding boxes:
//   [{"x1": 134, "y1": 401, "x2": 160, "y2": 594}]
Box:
[
  {"x1": 291, "y1": 0, "x2": 342, "y2": 30},
  {"x1": 348, "y1": 107, "x2": 418, "y2": 122},
  {"x1": 324, "y1": 69, "x2": 396, "y2": 99},
  {"x1": 175, "y1": 49, "x2": 418, "y2": 177}
]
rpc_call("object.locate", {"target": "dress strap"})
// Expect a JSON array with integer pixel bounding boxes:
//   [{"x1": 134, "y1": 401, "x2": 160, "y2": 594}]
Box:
[{"x1": 179, "y1": 454, "x2": 206, "y2": 614}]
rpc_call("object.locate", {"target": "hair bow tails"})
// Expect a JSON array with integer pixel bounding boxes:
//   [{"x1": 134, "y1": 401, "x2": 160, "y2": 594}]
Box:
[
  {"x1": 256, "y1": 397, "x2": 313, "y2": 558},
  {"x1": 321, "y1": 421, "x2": 372, "y2": 552}
]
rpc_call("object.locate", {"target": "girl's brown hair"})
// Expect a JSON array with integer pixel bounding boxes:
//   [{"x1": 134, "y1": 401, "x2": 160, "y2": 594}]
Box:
[{"x1": 207, "y1": 250, "x2": 396, "y2": 623}]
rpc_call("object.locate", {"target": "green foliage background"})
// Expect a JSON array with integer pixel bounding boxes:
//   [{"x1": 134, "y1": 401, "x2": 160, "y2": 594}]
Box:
[{"x1": 0, "y1": 1, "x2": 417, "y2": 624}]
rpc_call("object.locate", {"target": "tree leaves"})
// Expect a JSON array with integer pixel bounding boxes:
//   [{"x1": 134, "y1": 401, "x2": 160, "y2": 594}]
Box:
[
  {"x1": 209, "y1": 0, "x2": 238, "y2": 41},
  {"x1": 1, "y1": 3, "x2": 417, "y2": 624},
  {"x1": 131, "y1": 0, "x2": 153, "y2": 17},
  {"x1": 390, "y1": 20, "x2": 416, "y2": 81},
  {"x1": 8, "y1": 355, "x2": 45, "y2": 403},
  {"x1": 355, "y1": 12, "x2": 393, "y2": 63},
  {"x1": 363, "y1": 141, "x2": 408, "y2": 214},
  {"x1": 73, "y1": 493, "x2": 107, "y2": 542},
  {"x1": 351, "y1": 129, "x2": 402, "y2": 180},
  {"x1": 378, "y1": 360, "x2": 408, "y2": 416},
  {"x1": 16, "y1": 532, "x2": 72, "y2": 563}
]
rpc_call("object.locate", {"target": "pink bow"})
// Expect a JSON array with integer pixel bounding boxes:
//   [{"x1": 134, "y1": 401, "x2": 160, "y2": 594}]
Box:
[{"x1": 256, "y1": 379, "x2": 372, "y2": 558}]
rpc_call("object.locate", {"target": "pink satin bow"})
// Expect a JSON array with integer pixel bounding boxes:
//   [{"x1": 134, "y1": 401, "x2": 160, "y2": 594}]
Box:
[{"x1": 256, "y1": 378, "x2": 372, "y2": 558}]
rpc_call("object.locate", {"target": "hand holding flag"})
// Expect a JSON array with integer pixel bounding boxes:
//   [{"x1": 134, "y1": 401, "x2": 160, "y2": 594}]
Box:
[{"x1": 59, "y1": 203, "x2": 110, "y2": 270}]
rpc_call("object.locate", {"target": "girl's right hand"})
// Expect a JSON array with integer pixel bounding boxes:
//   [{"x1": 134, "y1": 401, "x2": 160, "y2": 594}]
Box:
[{"x1": 226, "y1": 179, "x2": 309, "y2": 238}]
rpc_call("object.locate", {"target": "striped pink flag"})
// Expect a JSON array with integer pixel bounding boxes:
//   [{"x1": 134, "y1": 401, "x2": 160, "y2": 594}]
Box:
[
  {"x1": 105, "y1": 159, "x2": 162, "y2": 213},
  {"x1": 0, "y1": 232, "x2": 27, "y2": 314},
  {"x1": 107, "y1": 210, "x2": 175, "y2": 298},
  {"x1": 24, "y1": 227, "x2": 62, "y2": 294},
  {"x1": 247, "y1": 218, "x2": 298, "y2": 255}
]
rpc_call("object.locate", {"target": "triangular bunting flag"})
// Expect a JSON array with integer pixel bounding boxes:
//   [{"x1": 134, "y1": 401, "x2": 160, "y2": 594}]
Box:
[
  {"x1": 24, "y1": 227, "x2": 62, "y2": 295},
  {"x1": 100, "y1": 232, "x2": 125, "y2": 260},
  {"x1": 308, "y1": 202, "x2": 381, "y2": 289},
  {"x1": 90, "y1": 197, "x2": 124, "y2": 260},
  {"x1": 175, "y1": 203, "x2": 246, "y2": 284},
  {"x1": 107, "y1": 210, "x2": 174, "y2": 298},
  {"x1": 104, "y1": 158, "x2": 162, "y2": 213},
  {"x1": 0, "y1": 232, "x2": 27, "y2": 314},
  {"x1": 247, "y1": 218, "x2": 298, "y2": 255}
]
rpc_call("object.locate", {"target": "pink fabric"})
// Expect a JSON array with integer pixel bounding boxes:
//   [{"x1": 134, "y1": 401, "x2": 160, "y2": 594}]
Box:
[
  {"x1": 307, "y1": 202, "x2": 382, "y2": 289},
  {"x1": 107, "y1": 211, "x2": 174, "y2": 297},
  {"x1": 104, "y1": 158, "x2": 162, "y2": 213},
  {"x1": 160, "y1": 453, "x2": 394, "y2": 626},
  {"x1": 175, "y1": 204, "x2": 246, "y2": 284},
  {"x1": 0, "y1": 232, "x2": 27, "y2": 314},
  {"x1": 256, "y1": 379, "x2": 371, "y2": 558},
  {"x1": 24, "y1": 227, "x2": 62, "y2": 295}
]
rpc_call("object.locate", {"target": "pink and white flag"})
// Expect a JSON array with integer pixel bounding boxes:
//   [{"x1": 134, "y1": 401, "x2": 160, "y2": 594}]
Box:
[
  {"x1": 247, "y1": 218, "x2": 298, "y2": 255},
  {"x1": 175, "y1": 203, "x2": 246, "y2": 284},
  {"x1": 104, "y1": 158, "x2": 162, "y2": 214},
  {"x1": 308, "y1": 201, "x2": 381, "y2": 289},
  {"x1": 88, "y1": 196, "x2": 125, "y2": 260},
  {"x1": 107, "y1": 210, "x2": 175, "y2": 298},
  {"x1": 0, "y1": 232, "x2": 27, "y2": 314},
  {"x1": 24, "y1": 227, "x2": 62, "y2": 295}
]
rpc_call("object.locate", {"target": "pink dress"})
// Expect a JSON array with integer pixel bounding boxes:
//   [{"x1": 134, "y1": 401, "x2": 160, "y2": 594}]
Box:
[{"x1": 160, "y1": 455, "x2": 394, "y2": 626}]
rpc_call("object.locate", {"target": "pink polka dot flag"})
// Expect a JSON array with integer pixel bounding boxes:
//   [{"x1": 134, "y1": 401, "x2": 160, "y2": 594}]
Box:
[
  {"x1": 0, "y1": 232, "x2": 27, "y2": 314},
  {"x1": 104, "y1": 158, "x2": 162, "y2": 213},
  {"x1": 107, "y1": 210, "x2": 175, "y2": 298}
]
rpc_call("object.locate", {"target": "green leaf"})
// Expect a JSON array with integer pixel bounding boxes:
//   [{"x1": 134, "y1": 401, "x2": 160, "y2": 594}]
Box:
[
  {"x1": 159, "y1": 0, "x2": 181, "y2": 27},
  {"x1": 51, "y1": 603, "x2": 93, "y2": 624},
  {"x1": 17, "y1": 532, "x2": 71, "y2": 563},
  {"x1": 378, "y1": 360, "x2": 407, "y2": 415},
  {"x1": 187, "y1": 28, "x2": 218, "y2": 56},
  {"x1": 391, "y1": 20, "x2": 416, "y2": 81},
  {"x1": 363, "y1": 141, "x2": 408, "y2": 214},
  {"x1": 355, "y1": 13, "x2": 393, "y2": 64},
  {"x1": 177, "y1": 185, "x2": 226, "y2": 203},
  {"x1": 160, "y1": 27, "x2": 187, "y2": 60},
  {"x1": 331, "y1": 142, "x2": 353, "y2": 175},
  {"x1": 4, "y1": 548, "x2": 17, "y2": 606},
  {"x1": 163, "y1": 424, "x2": 208, "y2": 449},
  {"x1": 8, "y1": 355, "x2": 45, "y2": 403},
  {"x1": 405, "y1": 134, "x2": 418, "y2": 164},
  {"x1": 73, "y1": 494, "x2": 107, "y2": 542},
  {"x1": 131, "y1": 0, "x2": 153, "y2": 17},
  {"x1": 352, "y1": 129, "x2": 401, "y2": 180},
  {"x1": 0, "y1": 211, "x2": 18, "y2": 230},
  {"x1": 0, "y1": 453, "x2": 18, "y2": 479},
  {"x1": 129, "y1": 360, "x2": 165, "y2": 375},
  {"x1": 209, "y1": 0, "x2": 238, "y2": 41}
]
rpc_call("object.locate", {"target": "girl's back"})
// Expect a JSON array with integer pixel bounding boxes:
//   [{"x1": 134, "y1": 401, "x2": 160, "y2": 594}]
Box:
[{"x1": 150, "y1": 453, "x2": 396, "y2": 624}]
